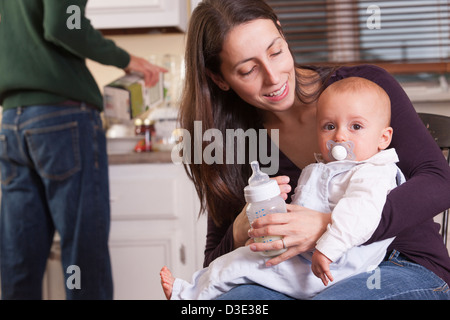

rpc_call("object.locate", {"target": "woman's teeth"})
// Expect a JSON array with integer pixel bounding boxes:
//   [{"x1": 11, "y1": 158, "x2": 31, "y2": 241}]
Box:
[{"x1": 266, "y1": 83, "x2": 287, "y2": 97}]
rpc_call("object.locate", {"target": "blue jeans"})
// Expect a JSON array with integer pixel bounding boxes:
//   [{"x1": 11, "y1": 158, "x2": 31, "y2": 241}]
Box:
[
  {"x1": 216, "y1": 250, "x2": 450, "y2": 300},
  {"x1": 0, "y1": 104, "x2": 112, "y2": 299}
]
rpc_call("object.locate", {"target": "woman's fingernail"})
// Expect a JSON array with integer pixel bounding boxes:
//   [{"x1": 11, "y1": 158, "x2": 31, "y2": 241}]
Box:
[{"x1": 250, "y1": 245, "x2": 257, "y2": 251}]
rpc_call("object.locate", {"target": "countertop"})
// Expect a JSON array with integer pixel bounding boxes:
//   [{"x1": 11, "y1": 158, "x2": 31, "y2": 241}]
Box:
[{"x1": 108, "y1": 151, "x2": 173, "y2": 165}]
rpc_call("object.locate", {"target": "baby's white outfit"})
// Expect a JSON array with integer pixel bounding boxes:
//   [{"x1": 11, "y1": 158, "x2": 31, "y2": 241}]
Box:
[{"x1": 171, "y1": 149, "x2": 404, "y2": 300}]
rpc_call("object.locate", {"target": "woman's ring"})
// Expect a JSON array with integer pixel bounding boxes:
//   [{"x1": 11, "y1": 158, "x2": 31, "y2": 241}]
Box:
[{"x1": 281, "y1": 238, "x2": 287, "y2": 249}]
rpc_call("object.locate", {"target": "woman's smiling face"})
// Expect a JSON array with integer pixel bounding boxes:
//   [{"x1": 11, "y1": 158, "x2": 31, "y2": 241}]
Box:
[{"x1": 214, "y1": 19, "x2": 297, "y2": 112}]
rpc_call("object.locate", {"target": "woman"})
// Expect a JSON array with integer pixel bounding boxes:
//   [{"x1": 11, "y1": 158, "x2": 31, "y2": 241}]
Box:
[{"x1": 179, "y1": 0, "x2": 450, "y2": 299}]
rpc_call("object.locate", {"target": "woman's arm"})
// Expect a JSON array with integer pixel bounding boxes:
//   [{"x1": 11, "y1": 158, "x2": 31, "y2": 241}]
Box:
[
  {"x1": 203, "y1": 204, "x2": 251, "y2": 267},
  {"x1": 356, "y1": 65, "x2": 450, "y2": 243},
  {"x1": 203, "y1": 216, "x2": 235, "y2": 267}
]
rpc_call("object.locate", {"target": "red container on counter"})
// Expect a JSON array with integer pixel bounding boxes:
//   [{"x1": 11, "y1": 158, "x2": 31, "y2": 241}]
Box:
[{"x1": 134, "y1": 119, "x2": 154, "y2": 152}]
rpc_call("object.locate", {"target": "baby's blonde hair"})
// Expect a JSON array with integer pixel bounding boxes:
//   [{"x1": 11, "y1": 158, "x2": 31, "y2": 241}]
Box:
[{"x1": 319, "y1": 77, "x2": 391, "y2": 126}]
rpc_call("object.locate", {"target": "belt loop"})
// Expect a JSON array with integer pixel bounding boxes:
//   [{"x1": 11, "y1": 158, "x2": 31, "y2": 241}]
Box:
[
  {"x1": 384, "y1": 249, "x2": 397, "y2": 261},
  {"x1": 389, "y1": 249, "x2": 400, "y2": 261},
  {"x1": 14, "y1": 106, "x2": 23, "y2": 127},
  {"x1": 80, "y1": 102, "x2": 87, "y2": 111}
]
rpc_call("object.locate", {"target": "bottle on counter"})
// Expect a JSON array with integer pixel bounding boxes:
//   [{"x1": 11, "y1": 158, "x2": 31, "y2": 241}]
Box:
[
  {"x1": 244, "y1": 161, "x2": 287, "y2": 257},
  {"x1": 143, "y1": 118, "x2": 153, "y2": 152},
  {"x1": 134, "y1": 118, "x2": 153, "y2": 152},
  {"x1": 134, "y1": 118, "x2": 143, "y2": 136}
]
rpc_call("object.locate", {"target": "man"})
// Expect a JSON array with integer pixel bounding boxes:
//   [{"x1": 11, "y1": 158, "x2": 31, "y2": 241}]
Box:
[{"x1": 0, "y1": 0, "x2": 165, "y2": 299}]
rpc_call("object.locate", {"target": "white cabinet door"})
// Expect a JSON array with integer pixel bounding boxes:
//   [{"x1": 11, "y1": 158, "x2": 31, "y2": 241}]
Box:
[
  {"x1": 108, "y1": 163, "x2": 205, "y2": 299},
  {"x1": 86, "y1": 0, "x2": 188, "y2": 31},
  {"x1": 108, "y1": 222, "x2": 176, "y2": 300}
]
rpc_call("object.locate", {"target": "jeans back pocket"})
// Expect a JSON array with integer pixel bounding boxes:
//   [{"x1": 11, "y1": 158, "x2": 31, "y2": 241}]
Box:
[{"x1": 25, "y1": 121, "x2": 81, "y2": 181}]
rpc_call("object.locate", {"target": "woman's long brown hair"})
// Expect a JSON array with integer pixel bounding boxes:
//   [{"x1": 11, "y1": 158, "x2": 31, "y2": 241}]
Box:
[{"x1": 179, "y1": 0, "x2": 337, "y2": 227}]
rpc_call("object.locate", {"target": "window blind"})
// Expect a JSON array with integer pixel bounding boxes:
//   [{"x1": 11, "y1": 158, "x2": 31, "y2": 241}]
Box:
[{"x1": 266, "y1": 0, "x2": 450, "y2": 74}]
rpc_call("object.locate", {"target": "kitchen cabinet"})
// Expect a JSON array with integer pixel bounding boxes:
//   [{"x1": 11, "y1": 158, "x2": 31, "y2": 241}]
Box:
[
  {"x1": 42, "y1": 161, "x2": 206, "y2": 300},
  {"x1": 85, "y1": 0, "x2": 188, "y2": 31},
  {"x1": 107, "y1": 163, "x2": 206, "y2": 300}
]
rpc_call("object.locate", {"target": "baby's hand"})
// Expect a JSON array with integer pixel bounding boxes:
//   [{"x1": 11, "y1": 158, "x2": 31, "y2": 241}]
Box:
[{"x1": 311, "y1": 250, "x2": 334, "y2": 286}]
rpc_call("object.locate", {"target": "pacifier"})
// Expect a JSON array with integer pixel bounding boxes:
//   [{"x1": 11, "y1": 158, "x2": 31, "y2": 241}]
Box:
[{"x1": 326, "y1": 140, "x2": 355, "y2": 161}]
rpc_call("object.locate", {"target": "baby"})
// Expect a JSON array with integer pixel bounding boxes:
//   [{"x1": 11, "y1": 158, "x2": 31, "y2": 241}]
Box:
[{"x1": 161, "y1": 77, "x2": 404, "y2": 300}]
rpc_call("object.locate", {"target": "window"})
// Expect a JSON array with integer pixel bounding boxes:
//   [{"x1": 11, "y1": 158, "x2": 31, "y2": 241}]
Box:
[{"x1": 267, "y1": 0, "x2": 450, "y2": 74}]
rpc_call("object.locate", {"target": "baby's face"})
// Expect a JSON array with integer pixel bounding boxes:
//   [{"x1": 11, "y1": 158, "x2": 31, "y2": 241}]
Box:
[{"x1": 316, "y1": 88, "x2": 392, "y2": 162}]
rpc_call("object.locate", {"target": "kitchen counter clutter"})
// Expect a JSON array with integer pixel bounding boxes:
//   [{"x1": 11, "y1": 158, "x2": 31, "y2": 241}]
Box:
[
  {"x1": 105, "y1": 106, "x2": 180, "y2": 159},
  {"x1": 108, "y1": 149, "x2": 173, "y2": 165}
]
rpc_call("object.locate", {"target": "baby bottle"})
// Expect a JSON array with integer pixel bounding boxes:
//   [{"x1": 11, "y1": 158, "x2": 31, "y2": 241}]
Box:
[{"x1": 244, "y1": 161, "x2": 287, "y2": 256}]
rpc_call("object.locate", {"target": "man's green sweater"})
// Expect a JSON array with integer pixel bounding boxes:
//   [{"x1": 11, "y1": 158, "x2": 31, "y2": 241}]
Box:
[{"x1": 0, "y1": 0, "x2": 130, "y2": 110}]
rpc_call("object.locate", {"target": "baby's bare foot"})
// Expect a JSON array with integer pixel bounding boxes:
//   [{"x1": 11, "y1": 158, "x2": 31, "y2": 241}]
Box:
[{"x1": 160, "y1": 266, "x2": 175, "y2": 299}]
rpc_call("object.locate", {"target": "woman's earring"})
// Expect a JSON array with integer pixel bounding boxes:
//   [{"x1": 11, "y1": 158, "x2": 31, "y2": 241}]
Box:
[{"x1": 220, "y1": 85, "x2": 230, "y2": 91}]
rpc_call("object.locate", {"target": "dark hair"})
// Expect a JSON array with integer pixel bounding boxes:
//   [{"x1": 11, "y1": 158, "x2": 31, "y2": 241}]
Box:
[{"x1": 179, "y1": 0, "x2": 336, "y2": 226}]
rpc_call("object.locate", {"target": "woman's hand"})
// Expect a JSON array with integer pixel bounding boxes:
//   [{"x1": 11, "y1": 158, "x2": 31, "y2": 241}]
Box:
[
  {"x1": 273, "y1": 175, "x2": 291, "y2": 201},
  {"x1": 248, "y1": 204, "x2": 331, "y2": 266}
]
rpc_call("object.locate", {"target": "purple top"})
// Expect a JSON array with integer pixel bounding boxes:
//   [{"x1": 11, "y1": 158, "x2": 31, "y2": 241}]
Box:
[{"x1": 203, "y1": 65, "x2": 450, "y2": 286}]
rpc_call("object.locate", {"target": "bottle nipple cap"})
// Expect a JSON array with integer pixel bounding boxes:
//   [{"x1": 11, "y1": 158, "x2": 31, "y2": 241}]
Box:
[
  {"x1": 244, "y1": 161, "x2": 280, "y2": 203},
  {"x1": 248, "y1": 161, "x2": 270, "y2": 186}
]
